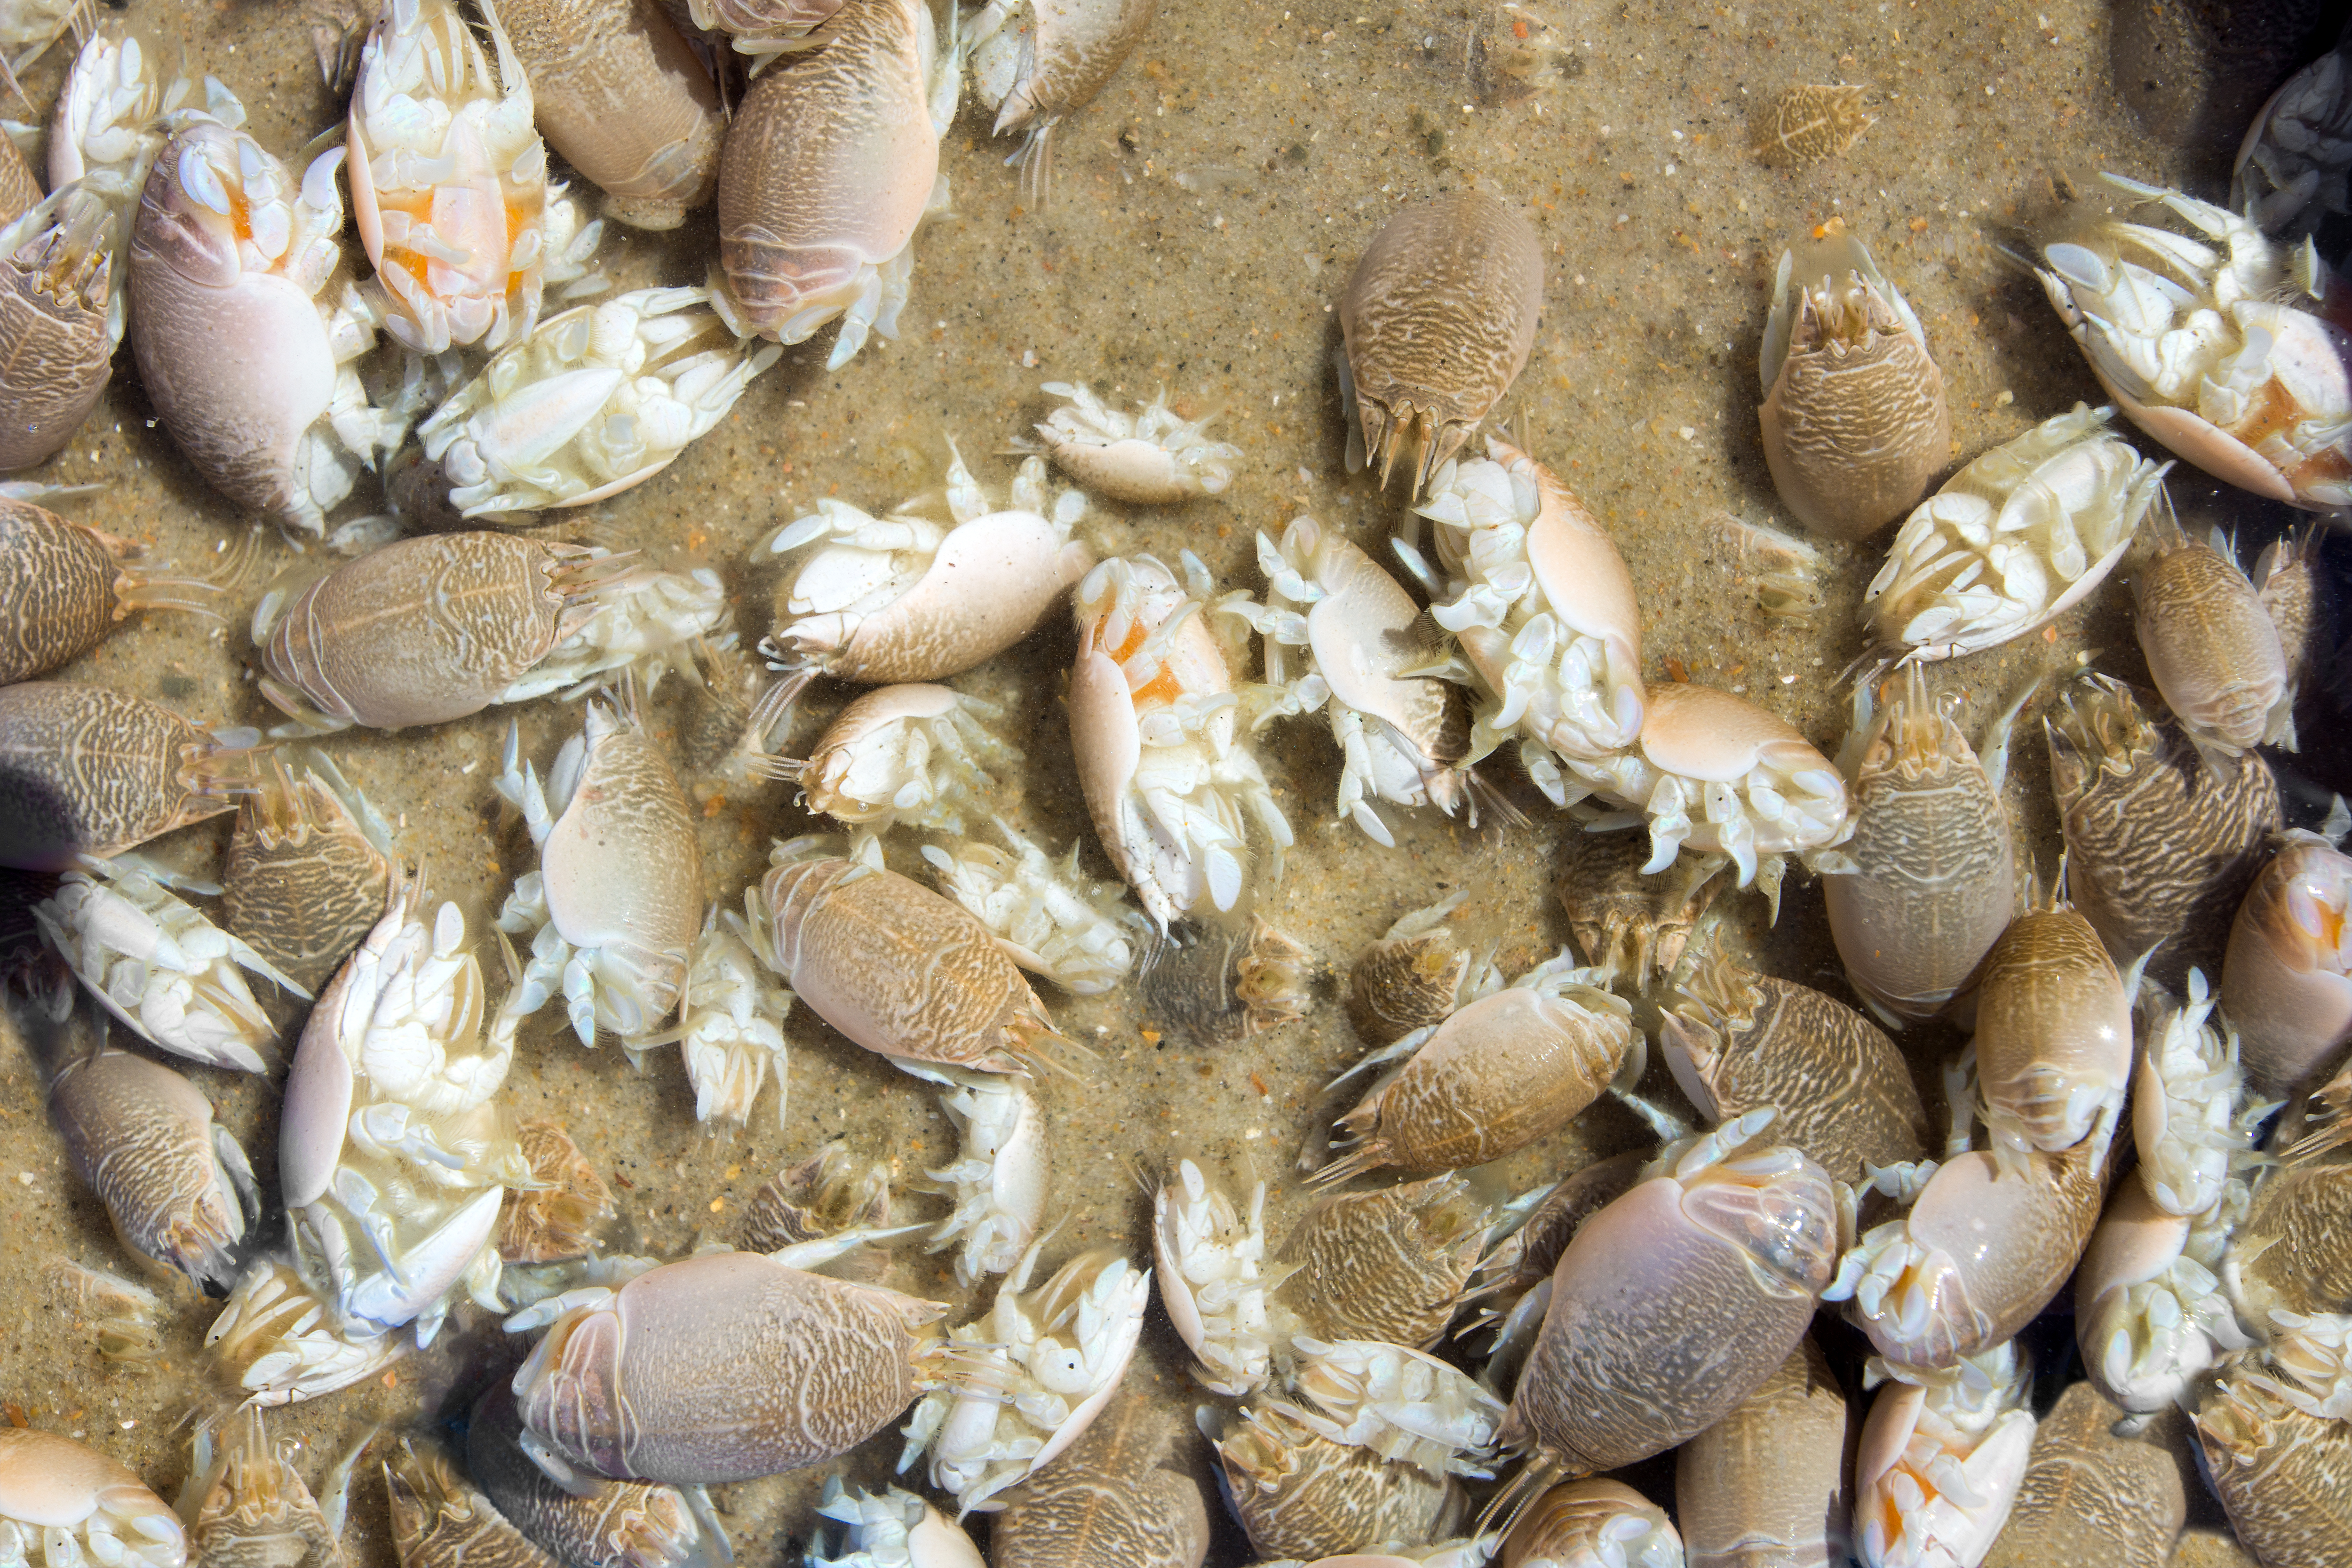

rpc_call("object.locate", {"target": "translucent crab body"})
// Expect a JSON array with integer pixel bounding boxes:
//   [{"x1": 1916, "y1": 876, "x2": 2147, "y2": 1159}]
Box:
[
  {"x1": 204, "y1": 1259, "x2": 412, "y2": 1407},
  {"x1": 795, "y1": 684, "x2": 1017, "y2": 836},
  {"x1": 1827, "y1": 1092, "x2": 2113, "y2": 1370},
  {"x1": 891, "y1": 1059, "x2": 1047, "y2": 1285},
  {"x1": 1068, "y1": 552, "x2": 1292, "y2": 927},
  {"x1": 765, "y1": 446, "x2": 1091, "y2": 692},
  {"x1": 968, "y1": 0, "x2": 1154, "y2": 203},
  {"x1": 1218, "y1": 516, "x2": 1472, "y2": 846},
  {"x1": 278, "y1": 872, "x2": 529, "y2": 1353},
  {"x1": 1861, "y1": 404, "x2": 2168, "y2": 663},
  {"x1": 1851, "y1": 1345, "x2": 2037, "y2": 1568},
  {"x1": 920, "y1": 822, "x2": 1137, "y2": 995},
  {"x1": 2223, "y1": 828, "x2": 2352, "y2": 1098},
  {"x1": 1317, "y1": 951, "x2": 1635, "y2": 1183},
  {"x1": 1152, "y1": 1159, "x2": 1299, "y2": 1397},
  {"x1": 45, "y1": 1037, "x2": 260, "y2": 1291},
  {"x1": 898, "y1": 1246, "x2": 1149, "y2": 1513},
  {"x1": 675, "y1": 908, "x2": 793, "y2": 1128},
  {"x1": 506, "y1": 1245, "x2": 958, "y2": 1487},
  {"x1": 49, "y1": 27, "x2": 203, "y2": 347},
  {"x1": 418, "y1": 286, "x2": 779, "y2": 517},
  {"x1": 712, "y1": 0, "x2": 961, "y2": 367},
  {"x1": 1403, "y1": 437, "x2": 1644, "y2": 796},
  {"x1": 750, "y1": 838, "x2": 1073, "y2": 1076},
  {"x1": 2037, "y1": 174, "x2": 2352, "y2": 509},
  {"x1": 1575, "y1": 681, "x2": 1850, "y2": 903},
  {"x1": 807, "y1": 1481, "x2": 981, "y2": 1568},
  {"x1": 2075, "y1": 1172, "x2": 2249, "y2": 1414},
  {"x1": 0, "y1": 1429, "x2": 186, "y2": 1568},
  {"x1": 1021, "y1": 381, "x2": 1239, "y2": 502},
  {"x1": 36, "y1": 855, "x2": 307, "y2": 1074},
  {"x1": 348, "y1": 0, "x2": 567, "y2": 352}
]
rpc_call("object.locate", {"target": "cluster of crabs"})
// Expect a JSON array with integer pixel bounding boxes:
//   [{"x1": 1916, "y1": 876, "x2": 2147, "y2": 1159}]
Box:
[{"x1": 6, "y1": 0, "x2": 2352, "y2": 1565}]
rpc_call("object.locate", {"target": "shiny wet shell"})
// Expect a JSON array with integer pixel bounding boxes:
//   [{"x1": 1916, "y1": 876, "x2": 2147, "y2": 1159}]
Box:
[
  {"x1": 765, "y1": 855, "x2": 1060, "y2": 1072},
  {"x1": 1823, "y1": 674, "x2": 2015, "y2": 1023},
  {"x1": 1981, "y1": 1383, "x2": 2186, "y2": 1568},
  {"x1": 1674, "y1": 1335, "x2": 1854, "y2": 1568},
  {"x1": 496, "y1": 0, "x2": 723, "y2": 230},
  {"x1": 1757, "y1": 240, "x2": 1949, "y2": 541},
  {"x1": 2133, "y1": 536, "x2": 2290, "y2": 755},
  {"x1": 1663, "y1": 957, "x2": 1929, "y2": 1186}
]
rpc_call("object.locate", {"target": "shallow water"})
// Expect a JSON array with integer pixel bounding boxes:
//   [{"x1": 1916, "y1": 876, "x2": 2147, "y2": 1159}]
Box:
[{"x1": 0, "y1": 0, "x2": 2339, "y2": 1562}]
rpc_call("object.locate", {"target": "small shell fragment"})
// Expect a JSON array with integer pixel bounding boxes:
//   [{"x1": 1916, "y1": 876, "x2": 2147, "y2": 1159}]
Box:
[
  {"x1": 1754, "y1": 83, "x2": 1875, "y2": 166},
  {"x1": 497, "y1": 1118, "x2": 615, "y2": 1266}
]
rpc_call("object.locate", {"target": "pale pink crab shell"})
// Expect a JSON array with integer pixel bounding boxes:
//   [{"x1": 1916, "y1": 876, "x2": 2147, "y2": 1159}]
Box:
[
  {"x1": 2222, "y1": 833, "x2": 2352, "y2": 1096},
  {"x1": 1852, "y1": 1379, "x2": 2034, "y2": 1568},
  {"x1": 713, "y1": 0, "x2": 942, "y2": 340},
  {"x1": 345, "y1": 0, "x2": 543, "y2": 353},
  {"x1": 278, "y1": 877, "x2": 416, "y2": 1210},
  {"x1": 1638, "y1": 681, "x2": 1832, "y2": 785},
  {"x1": 816, "y1": 681, "x2": 964, "y2": 749},
  {"x1": 0, "y1": 1430, "x2": 184, "y2": 1552},
  {"x1": 1859, "y1": 1145, "x2": 2099, "y2": 1369},
  {"x1": 903, "y1": 1507, "x2": 985, "y2": 1568},
  {"x1": 1289, "y1": 518, "x2": 1443, "y2": 742},
  {"x1": 2074, "y1": 1175, "x2": 2208, "y2": 1411},
  {"x1": 1041, "y1": 431, "x2": 1196, "y2": 503},
  {"x1": 126, "y1": 122, "x2": 343, "y2": 530},
  {"x1": 1492, "y1": 435, "x2": 1645, "y2": 685},
  {"x1": 825, "y1": 516, "x2": 1092, "y2": 683},
  {"x1": 994, "y1": 1293, "x2": 1145, "y2": 1496}
]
